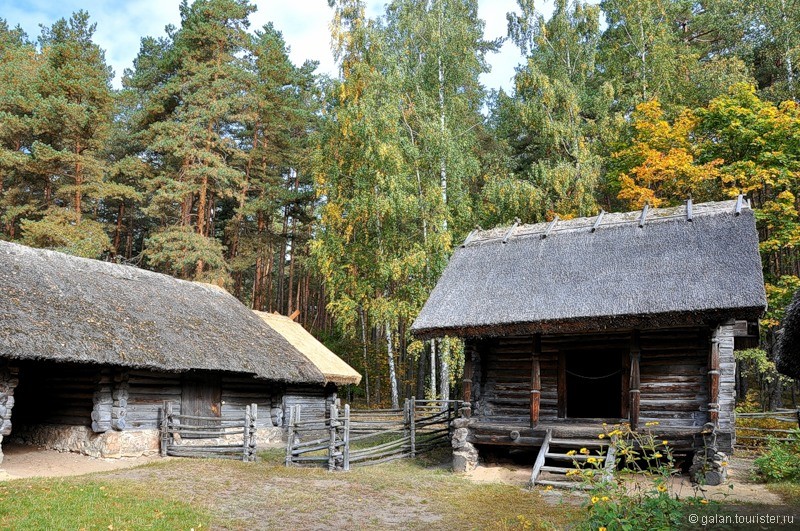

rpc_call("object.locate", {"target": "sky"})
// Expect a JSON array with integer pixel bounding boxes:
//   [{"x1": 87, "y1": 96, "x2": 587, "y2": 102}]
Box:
[{"x1": 0, "y1": 0, "x2": 556, "y2": 93}]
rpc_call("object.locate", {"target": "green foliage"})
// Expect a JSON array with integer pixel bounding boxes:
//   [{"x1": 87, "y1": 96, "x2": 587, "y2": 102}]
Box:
[
  {"x1": 571, "y1": 423, "x2": 718, "y2": 531},
  {"x1": 755, "y1": 431, "x2": 800, "y2": 482},
  {"x1": 20, "y1": 209, "x2": 110, "y2": 258},
  {"x1": 144, "y1": 225, "x2": 229, "y2": 283}
]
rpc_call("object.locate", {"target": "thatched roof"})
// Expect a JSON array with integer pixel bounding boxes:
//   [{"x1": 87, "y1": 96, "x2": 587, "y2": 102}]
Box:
[
  {"x1": 776, "y1": 291, "x2": 800, "y2": 379},
  {"x1": 411, "y1": 200, "x2": 766, "y2": 339},
  {"x1": 254, "y1": 312, "x2": 362, "y2": 385},
  {"x1": 0, "y1": 241, "x2": 324, "y2": 384}
]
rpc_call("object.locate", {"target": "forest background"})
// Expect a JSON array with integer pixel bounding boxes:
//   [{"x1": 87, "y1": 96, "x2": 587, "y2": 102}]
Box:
[{"x1": 1, "y1": 0, "x2": 799, "y2": 410}]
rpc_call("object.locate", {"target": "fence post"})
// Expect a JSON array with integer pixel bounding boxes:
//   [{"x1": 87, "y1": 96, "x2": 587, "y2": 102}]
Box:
[
  {"x1": 160, "y1": 400, "x2": 169, "y2": 457},
  {"x1": 343, "y1": 404, "x2": 350, "y2": 472},
  {"x1": 243, "y1": 405, "x2": 252, "y2": 462},
  {"x1": 285, "y1": 405, "x2": 296, "y2": 466},
  {"x1": 410, "y1": 396, "x2": 416, "y2": 458},
  {"x1": 249, "y1": 403, "x2": 258, "y2": 462},
  {"x1": 328, "y1": 401, "x2": 339, "y2": 471}
]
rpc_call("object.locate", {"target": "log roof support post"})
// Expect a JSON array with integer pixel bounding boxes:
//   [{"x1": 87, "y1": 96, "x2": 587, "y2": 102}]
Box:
[
  {"x1": 463, "y1": 341, "x2": 475, "y2": 405},
  {"x1": 530, "y1": 334, "x2": 542, "y2": 428},
  {"x1": 629, "y1": 330, "x2": 641, "y2": 431}
]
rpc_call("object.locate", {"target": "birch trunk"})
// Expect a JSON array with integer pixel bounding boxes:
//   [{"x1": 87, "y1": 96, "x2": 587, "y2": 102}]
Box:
[{"x1": 386, "y1": 321, "x2": 399, "y2": 409}]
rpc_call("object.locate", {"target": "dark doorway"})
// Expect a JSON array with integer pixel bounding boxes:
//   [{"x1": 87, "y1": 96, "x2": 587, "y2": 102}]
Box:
[
  {"x1": 181, "y1": 371, "x2": 221, "y2": 436},
  {"x1": 566, "y1": 350, "x2": 622, "y2": 419}
]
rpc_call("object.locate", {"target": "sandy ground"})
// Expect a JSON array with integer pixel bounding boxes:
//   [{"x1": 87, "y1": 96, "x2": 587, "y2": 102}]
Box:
[
  {"x1": 465, "y1": 456, "x2": 784, "y2": 505},
  {"x1": 0, "y1": 444, "x2": 157, "y2": 481}
]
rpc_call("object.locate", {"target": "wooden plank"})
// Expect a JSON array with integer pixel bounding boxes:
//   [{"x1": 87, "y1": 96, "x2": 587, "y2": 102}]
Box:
[{"x1": 530, "y1": 428, "x2": 551, "y2": 485}]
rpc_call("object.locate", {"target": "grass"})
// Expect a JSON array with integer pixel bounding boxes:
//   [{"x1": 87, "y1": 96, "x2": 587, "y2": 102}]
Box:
[
  {"x1": 0, "y1": 478, "x2": 209, "y2": 530},
  {"x1": 0, "y1": 450, "x2": 580, "y2": 530}
]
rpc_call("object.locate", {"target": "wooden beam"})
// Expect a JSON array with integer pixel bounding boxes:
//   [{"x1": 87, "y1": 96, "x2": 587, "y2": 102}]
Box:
[
  {"x1": 541, "y1": 216, "x2": 559, "y2": 239},
  {"x1": 629, "y1": 330, "x2": 641, "y2": 430},
  {"x1": 288, "y1": 310, "x2": 300, "y2": 321},
  {"x1": 709, "y1": 327, "x2": 721, "y2": 426},
  {"x1": 530, "y1": 334, "x2": 542, "y2": 428},
  {"x1": 502, "y1": 218, "x2": 520, "y2": 244},
  {"x1": 591, "y1": 210, "x2": 605, "y2": 232},
  {"x1": 638, "y1": 204, "x2": 649, "y2": 228},
  {"x1": 557, "y1": 351, "x2": 567, "y2": 418}
]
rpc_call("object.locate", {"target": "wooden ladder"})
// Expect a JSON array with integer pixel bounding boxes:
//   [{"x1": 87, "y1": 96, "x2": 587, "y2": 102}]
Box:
[{"x1": 531, "y1": 431, "x2": 616, "y2": 489}]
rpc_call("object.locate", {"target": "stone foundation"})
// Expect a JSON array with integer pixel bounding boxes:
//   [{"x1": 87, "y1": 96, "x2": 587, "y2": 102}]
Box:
[
  {"x1": 9, "y1": 425, "x2": 161, "y2": 458},
  {"x1": 8, "y1": 424, "x2": 286, "y2": 459},
  {"x1": 451, "y1": 411, "x2": 478, "y2": 473},
  {"x1": 689, "y1": 423, "x2": 729, "y2": 486}
]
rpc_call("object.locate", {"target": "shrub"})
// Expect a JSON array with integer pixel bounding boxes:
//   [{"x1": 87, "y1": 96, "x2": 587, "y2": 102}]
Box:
[
  {"x1": 572, "y1": 423, "x2": 717, "y2": 531},
  {"x1": 754, "y1": 430, "x2": 800, "y2": 482}
]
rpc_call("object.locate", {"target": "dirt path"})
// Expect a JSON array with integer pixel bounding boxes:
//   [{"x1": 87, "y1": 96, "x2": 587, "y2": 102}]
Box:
[
  {"x1": 0, "y1": 444, "x2": 156, "y2": 480},
  {"x1": 466, "y1": 455, "x2": 784, "y2": 505}
]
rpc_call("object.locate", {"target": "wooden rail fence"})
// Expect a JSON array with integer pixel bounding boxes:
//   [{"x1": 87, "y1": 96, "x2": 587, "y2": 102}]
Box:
[
  {"x1": 160, "y1": 401, "x2": 258, "y2": 461},
  {"x1": 286, "y1": 398, "x2": 460, "y2": 470},
  {"x1": 735, "y1": 409, "x2": 800, "y2": 448}
]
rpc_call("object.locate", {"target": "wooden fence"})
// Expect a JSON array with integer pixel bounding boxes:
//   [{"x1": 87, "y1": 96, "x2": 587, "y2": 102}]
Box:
[
  {"x1": 735, "y1": 409, "x2": 800, "y2": 448},
  {"x1": 160, "y1": 401, "x2": 258, "y2": 461},
  {"x1": 286, "y1": 398, "x2": 460, "y2": 470}
]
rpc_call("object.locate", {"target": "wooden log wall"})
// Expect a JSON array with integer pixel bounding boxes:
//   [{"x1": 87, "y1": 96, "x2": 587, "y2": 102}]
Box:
[
  {"x1": 471, "y1": 327, "x2": 713, "y2": 430},
  {"x1": 283, "y1": 385, "x2": 335, "y2": 427},
  {"x1": 220, "y1": 374, "x2": 279, "y2": 429},
  {"x1": 638, "y1": 328, "x2": 709, "y2": 429},
  {"x1": 92, "y1": 369, "x2": 130, "y2": 433},
  {"x1": 126, "y1": 370, "x2": 182, "y2": 429},
  {"x1": 715, "y1": 320, "x2": 736, "y2": 439}
]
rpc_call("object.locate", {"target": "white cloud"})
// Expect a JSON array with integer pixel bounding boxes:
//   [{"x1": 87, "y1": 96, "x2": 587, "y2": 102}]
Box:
[{"x1": 0, "y1": 0, "x2": 556, "y2": 92}]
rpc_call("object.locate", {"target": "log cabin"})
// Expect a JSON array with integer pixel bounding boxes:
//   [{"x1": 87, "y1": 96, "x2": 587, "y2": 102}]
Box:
[
  {"x1": 775, "y1": 290, "x2": 800, "y2": 380},
  {"x1": 411, "y1": 199, "x2": 766, "y2": 477},
  {"x1": 0, "y1": 241, "x2": 358, "y2": 463}
]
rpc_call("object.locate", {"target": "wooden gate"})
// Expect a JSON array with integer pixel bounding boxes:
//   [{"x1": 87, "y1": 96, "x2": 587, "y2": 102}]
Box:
[{"x1": 160, "y1": 401, "x2": 258, "y2": 461}]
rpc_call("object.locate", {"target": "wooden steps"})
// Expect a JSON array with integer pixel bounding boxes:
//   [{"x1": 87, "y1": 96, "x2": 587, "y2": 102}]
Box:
[{"x1": 530, "y1": 431, "x2": 617, "y2": 490}]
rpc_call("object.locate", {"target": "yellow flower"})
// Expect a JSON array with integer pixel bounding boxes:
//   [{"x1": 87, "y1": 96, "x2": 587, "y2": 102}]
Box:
[
  {"x1": 580, "y1": 448, "x2": 590, "y2": 455},
  {"x1": 566, "y1": 450, "x2": 577, "y2": 456},
  {"x1": 598, "y1": 433, "x2": 606, "y2": 439},
  {"x1": 587, "y1": 457, "x2": 597, "y2": 464},
  {"x1": 700, "y1": 499, "x2": 709, "y2": 505},
  {"x1": 657, "y1": 485, "x2": 667, "y2": 492},
  {"x1": 591, "y1": 496, "x2": 600, "y2": 504},
  {"x1": 662, "y1": 440, "x2": 668, "y2": 445},
  {"x1": 721, "y1": 461, "x2": 728, "y2": 467},
  {"x1": 599, "y1": 527, "x2": 607, "y2": 531},
  {"x1": 545, "y1": 485, "x2": 553, "y2": 491},
  {"x1": 566, "y1": 469, "x2": 579, "y2": 476},
  {"x1": 601, "y1": 496, "x2": 610, "y2": 502},
  {"x1": 653, "y1": 453, "x2": 663, "y2": 459}
]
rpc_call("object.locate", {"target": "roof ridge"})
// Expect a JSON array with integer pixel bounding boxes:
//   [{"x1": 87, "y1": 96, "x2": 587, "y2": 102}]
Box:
[{"x1": 464, "y1": 199, "x2": 748, "y2": 247}]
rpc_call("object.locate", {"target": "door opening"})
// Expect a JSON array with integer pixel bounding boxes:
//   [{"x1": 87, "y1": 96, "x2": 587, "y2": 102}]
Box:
[{"x1": 566, "y1": 350, "x2": 623, "y2": 419}]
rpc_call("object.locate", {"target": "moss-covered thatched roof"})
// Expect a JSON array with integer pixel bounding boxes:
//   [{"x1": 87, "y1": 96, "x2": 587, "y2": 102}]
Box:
[
  {"x1": 776, "y1": 291, "x2": 800, "y2": 379},
  {"x1": 0, "y1": 241, "x2": 324, "y2": 383},
  {"x1": 411, "y1": 200, "x2": 766, "y2": 339}
]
